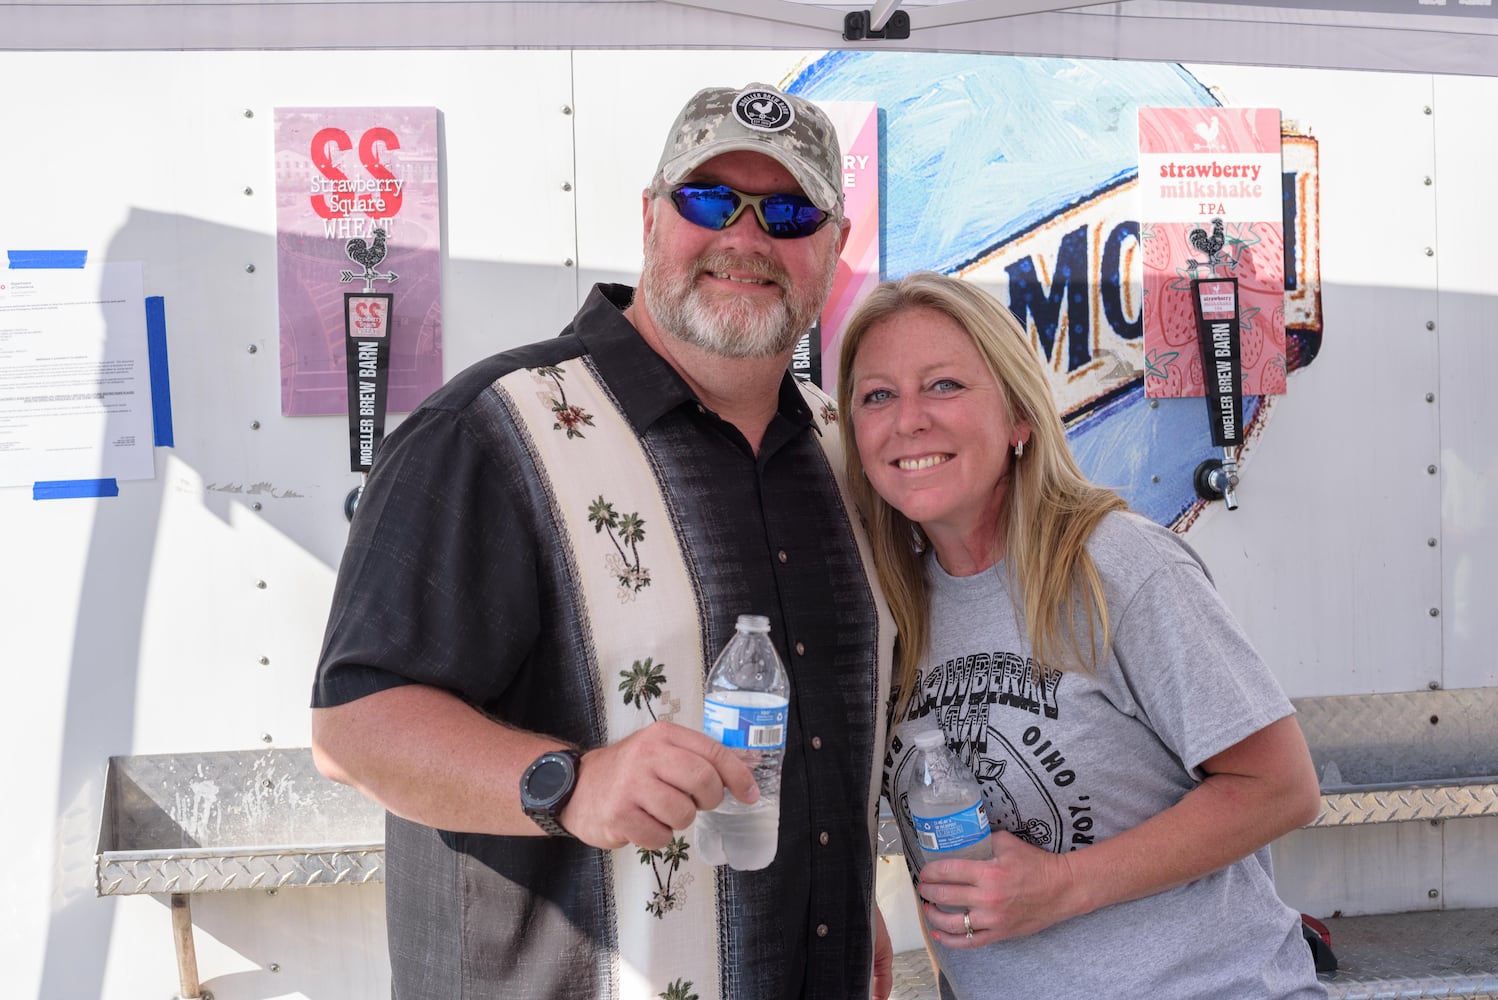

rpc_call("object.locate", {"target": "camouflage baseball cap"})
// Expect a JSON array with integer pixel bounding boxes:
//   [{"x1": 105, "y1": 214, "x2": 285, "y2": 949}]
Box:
[{"x1": 654, "y1": 83, "x2": 844, "y2": 214}]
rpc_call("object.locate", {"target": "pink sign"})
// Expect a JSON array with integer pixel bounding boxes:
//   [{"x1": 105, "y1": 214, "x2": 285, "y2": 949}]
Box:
[
  {"x1": 1138, "y1": 107, "x2": 1285, "y2": 398},
  {"x1": 819, "y1": 102, "x2": 880, "y2": 397},
  {"x1": 274, "y1": 107, "x2": 443, "y2": 416}
]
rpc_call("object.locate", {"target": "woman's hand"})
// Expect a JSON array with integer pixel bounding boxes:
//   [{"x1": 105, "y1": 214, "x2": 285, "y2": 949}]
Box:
[{"x1": 915, "y1": 832, "x2": 1082, "y2": 948}]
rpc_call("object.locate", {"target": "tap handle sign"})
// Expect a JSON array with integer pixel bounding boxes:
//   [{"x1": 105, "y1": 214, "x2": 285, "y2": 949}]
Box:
[
  {"x1": 1190, "y1": 272, "x2": 1244, "y2": 449},
  {"x1": 345, "y1": 291, "x2": 393, "y2": 473}
]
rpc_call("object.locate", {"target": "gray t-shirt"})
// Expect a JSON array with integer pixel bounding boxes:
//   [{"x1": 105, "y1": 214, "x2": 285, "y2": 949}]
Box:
[{"x1": 886, "y1": 511, "x2": 1325, "y2": 1000}]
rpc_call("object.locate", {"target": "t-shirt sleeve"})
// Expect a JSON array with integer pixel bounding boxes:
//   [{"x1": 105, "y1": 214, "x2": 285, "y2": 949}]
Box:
[
  {"x1": 1103, "y1": 520, "x2": 1294, "y2": 777},
  {"x1": 312, "y1": 401, "x2": 541, "y2": 711}
]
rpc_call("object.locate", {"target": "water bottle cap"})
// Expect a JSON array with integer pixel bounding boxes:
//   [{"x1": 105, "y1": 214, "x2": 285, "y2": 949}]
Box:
[
  {"x1": 912, "y1": 729, "x2": 945, "y2": 749},
  {"x1": 735, "y1": 614, "x2": 771, "y2": 633}
]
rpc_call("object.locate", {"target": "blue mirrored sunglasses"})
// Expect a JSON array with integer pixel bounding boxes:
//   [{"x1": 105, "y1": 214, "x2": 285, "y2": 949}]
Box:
[{"x1": 666, "y1": 183, "x2": 833, "y2": 239}]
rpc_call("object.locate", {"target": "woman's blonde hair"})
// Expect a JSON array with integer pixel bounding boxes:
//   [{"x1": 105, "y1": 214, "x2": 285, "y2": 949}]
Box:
[{"x1": 835, "y1": 271, "x2": 1127, "y2": 715}]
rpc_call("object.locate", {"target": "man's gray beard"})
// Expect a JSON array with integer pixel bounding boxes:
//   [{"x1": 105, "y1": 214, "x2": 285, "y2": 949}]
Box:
[{"x1": 641, "y1": 240, "x2": 839, "y2": 361}]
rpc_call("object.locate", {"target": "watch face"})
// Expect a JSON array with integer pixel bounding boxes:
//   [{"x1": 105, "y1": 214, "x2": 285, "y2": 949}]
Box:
[
  {"x1": 521, "y1": 750, "x2": 580, "y2": 837},
  {"x1": 528, "y1": 757, "x2": 571, "y2": 804}
]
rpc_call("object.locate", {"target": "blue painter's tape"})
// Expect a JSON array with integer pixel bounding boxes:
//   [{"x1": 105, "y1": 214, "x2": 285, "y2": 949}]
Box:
[
  {"x1": 145, "y1": 296, "x2": 173, "y2": 447},
  {"x1": 6, "y1": 249, "x2": 88, "y2": 269},
  {"x1": 33, "y1": 479, "x2": 120, "y2": 500}
]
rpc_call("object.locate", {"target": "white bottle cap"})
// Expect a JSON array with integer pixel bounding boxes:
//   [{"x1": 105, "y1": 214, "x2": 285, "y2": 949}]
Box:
[
  {"x1": 736, "y1": 614, "x2": 771, "y2": 633},
  {"x1": 912, "y1": 729, "x2": 945, "y2": 749}
]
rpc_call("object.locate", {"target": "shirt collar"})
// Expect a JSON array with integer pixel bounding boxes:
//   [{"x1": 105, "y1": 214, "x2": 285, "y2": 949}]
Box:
[{"x1": 570, "y1": 283, "x2": 815, "y2": 436}]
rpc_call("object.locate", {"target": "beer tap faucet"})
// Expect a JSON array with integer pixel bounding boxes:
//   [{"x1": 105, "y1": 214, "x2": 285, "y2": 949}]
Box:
[{"x1": 1194, "y1": 447, "x2": 1240, "y2": 511}]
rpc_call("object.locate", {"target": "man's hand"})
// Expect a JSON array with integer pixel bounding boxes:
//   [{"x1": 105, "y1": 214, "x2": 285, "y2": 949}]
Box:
[
  {"x1": 561, "y1": 721, "x2": 758, "y2": 850},
  {"x1": 872, "y1": 904, "x2": 894, "y2": 1000}
]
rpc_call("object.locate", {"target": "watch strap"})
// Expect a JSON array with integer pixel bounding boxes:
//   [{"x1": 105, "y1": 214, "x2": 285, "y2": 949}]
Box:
[{"x1": 527, "y1": 808, "x2": 571, "y2": 838}]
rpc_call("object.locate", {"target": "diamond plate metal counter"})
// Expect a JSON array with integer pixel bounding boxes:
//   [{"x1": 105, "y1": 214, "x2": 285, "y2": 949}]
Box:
[
  {"x1": 97, "y1": 844, "x2": 383, "y2": 896},
  {"x1": 95, "y1": 748, "x2": 385, "y2": 896},
  {"x1": 1295, "y1": 688, "x2": 1498, "y2": 788},
  {"x1": 890, "y1": 950, "x2": 937, "y2": 1000},
  {"x1": 1315, "y1": 781, "x2": 1498, "y2": 826},
  {"x1": 1320, "y1": 908, "x2": 1498, "y2": 1000},
  {"x1": 1295, "y1": 688, "x2": 1498, "y2": 828}
]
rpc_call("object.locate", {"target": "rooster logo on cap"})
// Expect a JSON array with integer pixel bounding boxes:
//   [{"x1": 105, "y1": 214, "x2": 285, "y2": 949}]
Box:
[{"x1": 734, "y1": 90, "x2": 792, "y2": 132}]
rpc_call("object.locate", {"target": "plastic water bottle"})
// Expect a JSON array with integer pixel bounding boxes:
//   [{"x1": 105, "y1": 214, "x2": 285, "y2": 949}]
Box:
[
  {"x1": 902, "y1": 729, "x2": 992, "y2": 910},
  {"x1": 695, "y1": 614, "x2": 790, "y2": 871}
]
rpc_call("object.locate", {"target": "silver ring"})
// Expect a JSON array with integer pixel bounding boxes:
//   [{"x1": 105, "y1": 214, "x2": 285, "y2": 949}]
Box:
[{"x1": 963, "y1": 911, "x2": 974, "y2": 940}]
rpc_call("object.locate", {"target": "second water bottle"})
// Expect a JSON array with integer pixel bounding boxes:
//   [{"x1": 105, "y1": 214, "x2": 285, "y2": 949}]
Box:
[{"x1": 902, "y1": 728, "x2": 992, "y2": 911}]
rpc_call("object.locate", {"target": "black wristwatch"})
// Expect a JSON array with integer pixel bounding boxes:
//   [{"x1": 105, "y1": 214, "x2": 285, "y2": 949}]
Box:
[{"x1": 520, "y1": 748, "x2": 583, "y2": 837}]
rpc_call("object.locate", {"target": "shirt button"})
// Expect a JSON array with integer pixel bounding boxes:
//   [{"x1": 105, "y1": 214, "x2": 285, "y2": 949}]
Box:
[
  {"x1": 777, "y1": 549, "x2": 789, "y2": 564},
  {"x1": 811, "y1": 736, "x2": 823, "y2": 750},
  {"x1": 816, "y1": 924, "x2": 829, "y2": 938},
  {"x1": 819, "y1": 831, "x2": 830, "y2": 846},
  {"x1": 795, "y1": 641, "x2": 806, "y2": 656}
]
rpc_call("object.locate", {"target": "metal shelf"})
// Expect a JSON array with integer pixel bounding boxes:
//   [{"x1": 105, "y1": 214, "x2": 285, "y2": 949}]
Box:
[
  {"x1": 94, "y1": 748, "x2": 386, "y2": 1000},
  {"x1": 890, "y1": 908, "x2": 1498, "y2": 1000},
  {"x1": 1314, "y1": 780, "x2": 1498, "y2": 827},
  {"x1": 96, "y1": 844, "x2": 383, "y2": 896},
  {"x1": 95, "y1": 748, "x2": 384, "y2": 897}
]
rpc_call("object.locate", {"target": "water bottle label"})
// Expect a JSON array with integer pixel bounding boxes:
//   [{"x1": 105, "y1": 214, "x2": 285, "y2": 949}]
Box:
[
  {"x1": 912, "y1": 800, "x2": 990, "y2": 853},
  {"x1": 704, "y1": 697, "x2": 788, "y2": 749}
]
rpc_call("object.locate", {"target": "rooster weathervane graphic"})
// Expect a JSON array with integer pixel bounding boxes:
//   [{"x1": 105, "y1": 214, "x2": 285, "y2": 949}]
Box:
[
  {"x1": 341, "y1": 225, "x2": 399, "y2": 292},
  {"x1": 1186, "y1": 217, "x2": 1229, "y2": 275}
]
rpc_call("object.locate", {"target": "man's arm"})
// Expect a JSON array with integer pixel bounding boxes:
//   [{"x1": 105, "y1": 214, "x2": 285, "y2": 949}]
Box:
[{"x1": 313, "y1": 683, "x2": 757, "y2": 849}]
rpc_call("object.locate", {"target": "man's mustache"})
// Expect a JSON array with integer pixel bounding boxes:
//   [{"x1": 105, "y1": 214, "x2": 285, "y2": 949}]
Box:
[{"x1": 693, "y1": 252, "x2": 789, "y2": 290}]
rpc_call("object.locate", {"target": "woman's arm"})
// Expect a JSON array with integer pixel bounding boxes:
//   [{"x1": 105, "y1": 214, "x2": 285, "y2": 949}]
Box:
[{"x1": 916, "y1": 713, "x2": 1321, "y2": 945}]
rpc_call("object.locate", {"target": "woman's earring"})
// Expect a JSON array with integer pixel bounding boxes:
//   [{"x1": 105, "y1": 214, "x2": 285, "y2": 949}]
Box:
[{"x1": 1013, "y1": 439, "x2": 1025, "y2": 459}]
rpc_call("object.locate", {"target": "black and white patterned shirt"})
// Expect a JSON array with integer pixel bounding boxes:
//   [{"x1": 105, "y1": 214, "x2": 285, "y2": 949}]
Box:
[{"x1": 314, "y1": 284, "x2": 893, "y2": 1000}]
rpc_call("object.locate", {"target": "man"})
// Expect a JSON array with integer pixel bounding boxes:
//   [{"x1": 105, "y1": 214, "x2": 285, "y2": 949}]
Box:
[{"x1": 312, "y1": 82, "x2": 895, "y2": 1000}]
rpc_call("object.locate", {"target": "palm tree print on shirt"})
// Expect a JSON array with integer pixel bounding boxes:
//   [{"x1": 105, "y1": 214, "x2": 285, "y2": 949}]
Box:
[
  {"x1": 659, "y1": 978, "x2": 700, "y2": 1000},
  {"x1": 620, "y1": 658, "x2": 667, "y2": 720},
  {"x1": 620, "y1": 657, "x2": 691, "y2": 916},
  {"x1": 588, "y1": 495, "x2": 651, "y2": 597},
  {"x1": 639, "y1": 837, "x2": 693, "y2": 918},
  {"x1": 530, "y1": 364, "x2": 596, "y2": 439}
]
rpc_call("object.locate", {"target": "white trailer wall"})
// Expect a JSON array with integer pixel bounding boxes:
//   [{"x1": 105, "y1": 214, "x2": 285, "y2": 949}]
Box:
[{"x1": 1, "y1": 48, "x2": 1494, "y2": 1000}]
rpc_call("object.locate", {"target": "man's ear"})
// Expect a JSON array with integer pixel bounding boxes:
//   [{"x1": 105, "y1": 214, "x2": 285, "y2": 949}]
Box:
[{"x1": 642, "y1": 189, "x2": 657, "y2": 247}]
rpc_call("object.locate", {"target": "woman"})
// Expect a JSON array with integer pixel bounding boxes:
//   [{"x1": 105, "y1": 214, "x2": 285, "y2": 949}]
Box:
[{"x1": 838, "y1": 272, "x2": 1325, "y2": 999}]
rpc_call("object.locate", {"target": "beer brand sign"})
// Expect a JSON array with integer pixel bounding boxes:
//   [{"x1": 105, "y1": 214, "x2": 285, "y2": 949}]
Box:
[
  {"x1": 274, "y1": 106, "x2": 443, "y2": 418},
  {"x1": 1137, "y1": 107, "x2": 1287, "y2": 400}
]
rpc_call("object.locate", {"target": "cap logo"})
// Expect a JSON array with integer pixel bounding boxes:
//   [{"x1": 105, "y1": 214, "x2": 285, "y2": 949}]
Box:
[{"x1": 733, "y1": 90, "x2": 795, "y2": 133}]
